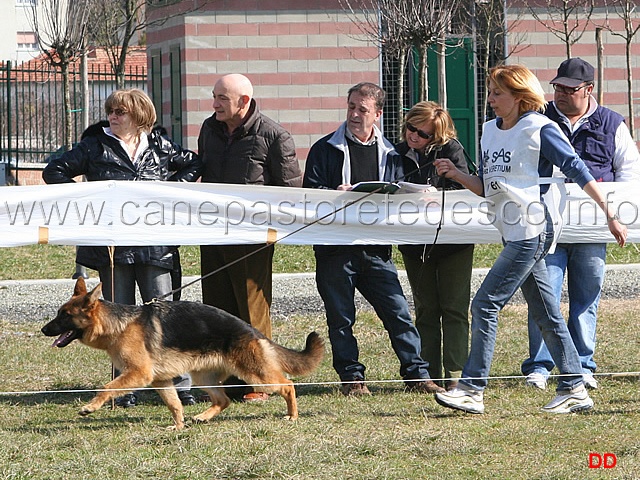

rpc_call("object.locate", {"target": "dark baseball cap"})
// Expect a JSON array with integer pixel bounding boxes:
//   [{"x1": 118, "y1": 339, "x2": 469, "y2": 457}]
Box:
[{"x1": 550, "y1": 58, "x2": 594, "y2": 87}]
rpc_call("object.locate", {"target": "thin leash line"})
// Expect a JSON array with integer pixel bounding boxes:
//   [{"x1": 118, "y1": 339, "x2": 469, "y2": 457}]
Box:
[
  {"x1": 152, "y1": 161, "x2": 437, "y2": 303},
  {"x1": 107, "y1": 246, "x2": 117, "y2": 409},
  {"x1": 1, "y1": 372, "x2": 638, "y2": 397},
  {"x1": 152, "y1": 185, "x2": 389, "y2": 302}
]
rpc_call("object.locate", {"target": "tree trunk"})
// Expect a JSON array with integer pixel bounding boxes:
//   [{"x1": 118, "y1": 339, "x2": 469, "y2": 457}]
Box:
[
  {"x1": 437, "y1": 39, "x2": 447, "y2": 109},
  {"x1": 62, "y1": 62, "x2": 72, "y2": 151},
  {"x1": 81, "y1": 51, "x2": 89, "y2": 131},
  {"x1": 481, "y1": 31, "x2": 491, "y2": 122},
  {"x1": 596, "y1": 27, "x2": 604, "y2": 105},
  {"x1": 626, "y1": 39, "x2": 634, "y2": 138},
  {"x1": 417, "y1": 44, "x2": 427, "y2": 102},
  {"x1": 397, "y1": 49, "x2": 406, "y2": 139}
]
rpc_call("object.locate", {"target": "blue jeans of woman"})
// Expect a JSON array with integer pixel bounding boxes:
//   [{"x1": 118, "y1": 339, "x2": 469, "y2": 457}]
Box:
[
  {"x1": 460, "y1": 218, "x2": 583, "y2": 393},
  {"x1": 98, "y1": 263, "x2": 173, "y2": 305}
]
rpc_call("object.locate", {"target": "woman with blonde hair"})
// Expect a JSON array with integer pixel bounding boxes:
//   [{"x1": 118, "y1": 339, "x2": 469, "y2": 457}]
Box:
[
  {"x1": 396, "y1": 101, "x2": 474, "y2": 390},
  {"x1": 432, "y1": 65, "x2": 626, "y2": 414},
  {"x1": 43, "y1": 88, "x2": 203, "y2": 407}
]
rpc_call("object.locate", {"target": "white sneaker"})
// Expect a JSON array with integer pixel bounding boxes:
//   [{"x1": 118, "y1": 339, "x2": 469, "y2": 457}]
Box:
[
  {"x1": 583, "y1": 372, "x2": 598, "y2": 390},
  {"x1": 434, "y1": 383, "x2": 485, "y2": 414},
  {"x1": 525, "y1": 372, "x2": 547, "y2": 390},
  {"x1": 541, "y1": 384, "x2": 594, "y2": 414}
]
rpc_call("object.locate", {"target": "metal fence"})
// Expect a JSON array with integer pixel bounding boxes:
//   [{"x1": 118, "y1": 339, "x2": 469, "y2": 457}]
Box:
[{"x1": 0, "y1": 60, "x2": 147, "y2": 183}]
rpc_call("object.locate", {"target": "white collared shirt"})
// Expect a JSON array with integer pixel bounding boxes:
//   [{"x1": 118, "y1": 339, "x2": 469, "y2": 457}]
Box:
[
  {"x1": 552, "y1": 97, "x2": 640, "y2": 181},
  {"x1": 103, "y1": 127, "x2": 148, "y2": 164}
]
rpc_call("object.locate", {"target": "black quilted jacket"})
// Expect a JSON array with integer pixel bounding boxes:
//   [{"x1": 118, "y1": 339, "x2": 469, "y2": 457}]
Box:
[{"x1": 42, "y1": 121, "x2": 203, "y2": 270}]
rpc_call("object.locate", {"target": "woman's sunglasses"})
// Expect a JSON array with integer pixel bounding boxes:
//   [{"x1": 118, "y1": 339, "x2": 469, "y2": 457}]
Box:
[
  {"x1": 406, "y1": 123, "x2": 433, "y2": 140},
  {"x1": 107, "y1": 108, "x2": 128, "y2": 117}
]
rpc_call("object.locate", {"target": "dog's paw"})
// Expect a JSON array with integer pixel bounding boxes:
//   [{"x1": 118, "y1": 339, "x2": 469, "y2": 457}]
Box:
[
  {"x1": 78, "y1": 404, "x2": 96, "y2": 416},
  {"x1": 283, "y1": 415, "x2": 298, "y2": 421},
  {"x1": 166, "y1": 423, "x2": 186, "y2": 431},
  {"x1": 192, "y1": 414, "x2": 209, "y2": 424}
]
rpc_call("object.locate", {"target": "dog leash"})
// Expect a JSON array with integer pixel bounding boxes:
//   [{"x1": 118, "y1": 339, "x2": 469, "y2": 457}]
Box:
[
  {"x1": 151, "y1": 182, "x2": 407, "y2": 302},
  {"x1": 108, "y1": 246, "x2": 117, "y2": 410},
  {"x1": 151, "y1": 157, "x2": 452, "y2": 303}
]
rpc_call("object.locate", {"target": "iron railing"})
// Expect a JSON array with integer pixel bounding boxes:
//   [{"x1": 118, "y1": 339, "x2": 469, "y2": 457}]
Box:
[{"x1": 0, "y1": 60, "x2": 146, "y2": 183}]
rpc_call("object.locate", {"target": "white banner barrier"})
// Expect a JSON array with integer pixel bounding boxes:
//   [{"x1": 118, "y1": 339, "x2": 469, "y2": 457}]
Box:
[{"x1": 0, "y1": 180, "x2": 639, "y2": 247}]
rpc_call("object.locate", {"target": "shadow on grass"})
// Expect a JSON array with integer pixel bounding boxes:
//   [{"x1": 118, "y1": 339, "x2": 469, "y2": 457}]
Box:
[
  {"x1": 0, "y1": 382, "x2": 336, "y2": 407},
  {"x1": 1, "y1": 413, "x2": 152, "y2": 434},
  {"x1": 294, "y1": 384, "x2": 334, "y2": 396},
  {"x1": 0, "y1": 386, "x2": 96, "y2": 406}
]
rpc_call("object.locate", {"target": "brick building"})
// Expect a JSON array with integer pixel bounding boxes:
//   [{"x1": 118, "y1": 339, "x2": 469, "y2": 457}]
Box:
[
  {"x1": 507, "y1": 7, "x2": 640, "y2": 142},
  {"x1": 126, "y1": 2, "x2": 640, "y2": 163},
  {"x1": 147, "y1": 0, "x2": 380, "y2": 165}
]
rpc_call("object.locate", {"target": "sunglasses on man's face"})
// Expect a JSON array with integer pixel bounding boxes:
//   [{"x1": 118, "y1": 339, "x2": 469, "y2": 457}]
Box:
[
  {"x1": 406, "y1": 123, "x2": 433, "y2": 140},
  {"x1": 552, "y1": 83, "x2": 590, "y2": 95}
]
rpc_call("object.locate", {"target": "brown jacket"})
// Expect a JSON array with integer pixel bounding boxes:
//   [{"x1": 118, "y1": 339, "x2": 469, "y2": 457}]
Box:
[{"x1": 198, "y1": 99, "x2": 302, "y2": 186}]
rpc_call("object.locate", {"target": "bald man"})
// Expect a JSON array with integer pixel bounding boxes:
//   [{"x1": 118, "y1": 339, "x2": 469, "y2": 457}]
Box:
[{"x1": 198, "y1": 74, "x2": 302, "y2": 401}]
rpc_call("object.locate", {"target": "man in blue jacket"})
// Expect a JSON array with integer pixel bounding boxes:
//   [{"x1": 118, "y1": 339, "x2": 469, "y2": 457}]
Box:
[
  {"x1": 303, "y1": 82, "x2": 444, "y2": 396},
  {"x1": 522, "y1": 58, "x2": 640, "y2": 390}
]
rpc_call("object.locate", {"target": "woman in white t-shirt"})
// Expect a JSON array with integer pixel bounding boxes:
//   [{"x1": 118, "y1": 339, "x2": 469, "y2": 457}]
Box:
[{"x1": 431, "y1": 64, "x2": 626, "y2": 415}]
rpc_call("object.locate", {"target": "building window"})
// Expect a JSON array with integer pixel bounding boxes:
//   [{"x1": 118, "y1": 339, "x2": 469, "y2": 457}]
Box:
[{"x1": 17, "y1": 32, "x2": 38, "y2": 50}]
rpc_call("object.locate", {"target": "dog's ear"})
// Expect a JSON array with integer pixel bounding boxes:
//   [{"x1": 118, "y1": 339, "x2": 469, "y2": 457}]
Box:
[
  {"x1": 88, "y1": 283, "x2": 103, "y2": 304},
  {"x1": 73, "y1": 277, "x2": 87, "y2": 296}
]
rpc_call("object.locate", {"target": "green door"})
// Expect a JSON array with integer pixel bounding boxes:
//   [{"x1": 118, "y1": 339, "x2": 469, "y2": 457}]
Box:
[{"x1": 426, "y1": 38, "x2": 476, "y2": 164}]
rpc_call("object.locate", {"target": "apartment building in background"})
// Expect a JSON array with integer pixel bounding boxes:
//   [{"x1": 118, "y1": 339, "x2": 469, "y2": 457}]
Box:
[{"x1": 0, "y1": 0, "x2": 40, "y2": 64}]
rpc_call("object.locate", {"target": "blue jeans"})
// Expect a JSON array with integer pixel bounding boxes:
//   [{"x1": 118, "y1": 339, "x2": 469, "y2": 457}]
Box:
[
  {"x1": 98, "y1": 263, "x2": 173, "y2": 305},
  {"x1": 522, "y1": 243, "x2": 606, "y2": 376},
  {"x1": 461, "y1": 218, "x2": 584, "y2": 393},
  {"x1": 314, "y1": 246, "x2": 431, "y2": 382}
]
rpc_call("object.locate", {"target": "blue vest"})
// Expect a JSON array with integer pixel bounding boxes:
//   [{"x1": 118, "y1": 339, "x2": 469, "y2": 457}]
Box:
[{"x1": 545, "y1": 103, "x2": 624, "y2": 182}]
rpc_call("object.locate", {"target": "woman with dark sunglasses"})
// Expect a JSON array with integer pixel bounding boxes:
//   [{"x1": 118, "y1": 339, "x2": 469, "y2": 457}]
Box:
[{"x1": 395, "y1": 101, "x2": 475, "y2": 390}]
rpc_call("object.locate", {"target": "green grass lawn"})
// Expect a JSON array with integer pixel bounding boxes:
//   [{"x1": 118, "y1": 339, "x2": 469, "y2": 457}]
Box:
[
  {"x1": 0, "y1": 244, "x2": 638, "y2": 478},
  {"x1": 0, "y1": 301, "x2": 638, "y2": 479},
  {"x1": 0, "y1": 243, "x2": 638, "y2": 280}
]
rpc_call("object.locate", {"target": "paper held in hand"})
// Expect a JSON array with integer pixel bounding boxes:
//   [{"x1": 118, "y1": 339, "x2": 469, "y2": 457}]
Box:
[{"x1": 350, "y1": 181, "x2": 437, "y2": 194}]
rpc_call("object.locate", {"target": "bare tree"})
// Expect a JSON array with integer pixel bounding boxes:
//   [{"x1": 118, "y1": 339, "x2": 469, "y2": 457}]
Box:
[
  {"x1": 85, "y1": 0, "x2": 146, "y2": 89},
  {"x1": 86, "y1": 0, "x2": 212, "y2": 89},
  {"x1": 525, "y1": 0, "x2": 595, "y2": 58},
  {"x1": 27, "y1": 0, "x2": 91, "y2": 151},
  {"x1": 410, "y1": 1, "x2": 467, "y2": 108},
  {"x1": 470, "y1": 0, "x2": 528, "y2": 121},
  {"x1": 339, "y1": 0, "x2": 465, "y2": 135},
  {"x1": 597, "y1": 0, "x2": 640, "y2": 137}
]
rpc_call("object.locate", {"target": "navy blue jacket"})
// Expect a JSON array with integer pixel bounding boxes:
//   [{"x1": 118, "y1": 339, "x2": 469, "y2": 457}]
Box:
[
  {"x1": 545, "y1": 103, "x2": 624, "y2": 182},
  {"x1": 303, "y1": 124, "x2": 402, "y2": 256}
]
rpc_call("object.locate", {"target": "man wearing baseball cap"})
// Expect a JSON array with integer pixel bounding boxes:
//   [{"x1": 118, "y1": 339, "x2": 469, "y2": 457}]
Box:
[{"x1": 522, "y1": 58, "x2": 640, "y2": 390}]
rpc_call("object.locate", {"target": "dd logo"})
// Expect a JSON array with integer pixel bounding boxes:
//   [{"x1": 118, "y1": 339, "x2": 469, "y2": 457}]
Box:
[{"x1": 588, "y1": 452, "x2": 617, "y2": 469}]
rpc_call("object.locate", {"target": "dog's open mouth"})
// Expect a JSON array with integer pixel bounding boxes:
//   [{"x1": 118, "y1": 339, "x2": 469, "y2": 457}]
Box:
[{"x1": 51, "y1": 330, "x2": 81, "y2": 348}]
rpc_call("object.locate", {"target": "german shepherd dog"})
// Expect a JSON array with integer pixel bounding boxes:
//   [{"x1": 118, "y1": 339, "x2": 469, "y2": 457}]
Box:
[{"x1": 41, "y1": 277, "x2": 324, "y2": 430}]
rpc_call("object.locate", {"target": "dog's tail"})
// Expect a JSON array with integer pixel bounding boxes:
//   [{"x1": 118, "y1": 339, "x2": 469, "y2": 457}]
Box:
[{"x1": 273, "y1": 332, "x2": 325, "y2": 377}]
